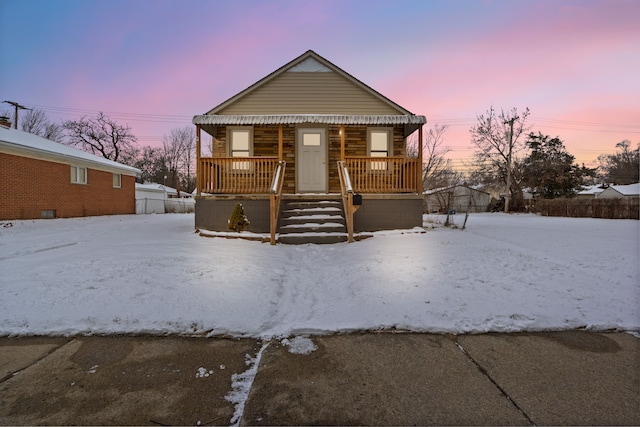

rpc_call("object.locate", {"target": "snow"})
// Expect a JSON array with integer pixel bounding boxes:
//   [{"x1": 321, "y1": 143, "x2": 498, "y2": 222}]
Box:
[
  {"x1": 0, "y1": 126, "x2": 139, "y2": 175},
  {"x1": 281, "y1": 336, "x2": 318, "y2": 354},
  {"x1": 0, "y1": 213, "x2": 638, "y2": 337},
  {"x1": 225, "y1": 343, "x2": 269, "y2": 426}
]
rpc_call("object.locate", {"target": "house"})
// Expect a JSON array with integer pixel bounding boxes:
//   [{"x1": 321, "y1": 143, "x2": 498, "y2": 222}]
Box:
[
  {"x1": 576, "y1": 184, "x2": 606, "y2": 199},
  {"x1": 597, "y1": 183, "x2": 640, "y2": 199},
  {"x1": 135, "y1": 183, "x2": 195, "y2": 214},
  {"x1": 192, "y1": 50, "x2": 427, "y2": 243},
  {"x1": 424, "y1": 185, "x2": 490, "y2": 214},
  {"x1": 0, "y1": 125, "x2": 140, "y2": 220}
]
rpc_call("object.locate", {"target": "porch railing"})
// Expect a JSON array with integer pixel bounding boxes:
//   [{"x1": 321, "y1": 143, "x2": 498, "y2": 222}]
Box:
[
  {"x1": 338, "y1": 160, "x2": 360, "y2": 243},
  {"x1": 344, "y1": 156, "x2": 419, "y2": 193},
  {"x1": 269, "y1": 160, "x2": 286, "y2": 245},
  {"x1": 199, "y1": 157, "x2": 280, "y2": 194}
]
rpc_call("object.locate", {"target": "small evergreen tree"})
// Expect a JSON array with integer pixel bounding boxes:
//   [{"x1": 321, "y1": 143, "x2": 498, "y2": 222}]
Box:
[{"x1": 228, "y1": 203, "x2": 249, "y2": 232}]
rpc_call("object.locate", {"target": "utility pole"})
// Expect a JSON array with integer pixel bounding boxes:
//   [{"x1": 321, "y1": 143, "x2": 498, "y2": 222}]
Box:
[
  {"x1": 503, "y1": 116, "x2": 518, "y2": 213},
  {"x1": 3, "y1": 101, "x2": 31, "y2": 129}
]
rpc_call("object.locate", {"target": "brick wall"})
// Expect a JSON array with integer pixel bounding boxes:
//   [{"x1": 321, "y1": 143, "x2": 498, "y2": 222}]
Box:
[{"x1": 0, "y1": 152, "x2": 136, "y2": 220}]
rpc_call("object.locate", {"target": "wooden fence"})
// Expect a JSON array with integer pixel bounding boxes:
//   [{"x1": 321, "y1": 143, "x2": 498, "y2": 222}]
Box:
[{"x1": 534, "y1": 197, "x2": 639, "y2": 219}]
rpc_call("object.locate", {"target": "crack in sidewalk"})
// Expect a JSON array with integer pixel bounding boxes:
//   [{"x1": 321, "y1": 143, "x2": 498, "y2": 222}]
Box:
[{"x1": 454, "y1": 339, "x2": 536, "y2": 426}]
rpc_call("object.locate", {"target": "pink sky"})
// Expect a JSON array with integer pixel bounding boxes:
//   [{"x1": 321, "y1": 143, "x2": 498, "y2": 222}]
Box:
[{"x1": 1, "y1": 0, "x2": 638, "y2": 170}]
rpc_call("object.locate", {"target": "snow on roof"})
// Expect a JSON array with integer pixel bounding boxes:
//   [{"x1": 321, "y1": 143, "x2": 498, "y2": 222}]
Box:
[
  {"x1": 0, "y1": 126, "x2": 140, "y2": 175},
  {"x1": 423, "y1": 185, "x2": 489, "y2": 195},
  {"x1": 608, "y1": 183, "x2": 640, "y2": 196},
  {"x1": 577, "y1": 185, "x2": 605, "y2": 195},
  {"x1": 136, "y1": 183, "x2": 193, "y2": 197},
  {"x1": 192, "y1": 114, "x2": 426, "y2": 126}
]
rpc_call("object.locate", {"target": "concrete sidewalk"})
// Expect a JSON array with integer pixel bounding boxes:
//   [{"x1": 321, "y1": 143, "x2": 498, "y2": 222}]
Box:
[{"x1": 0, "y1": 331, "x2": 638, "y2": 426}]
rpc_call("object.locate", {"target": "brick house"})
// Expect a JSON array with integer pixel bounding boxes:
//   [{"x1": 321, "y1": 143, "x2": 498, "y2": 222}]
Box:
[
  {"x1": 0, "y1": 126, "x2": 140, "y2": 220},
  {"x1": 192, "y1": 50, "x2": 427, "y2": 243}
]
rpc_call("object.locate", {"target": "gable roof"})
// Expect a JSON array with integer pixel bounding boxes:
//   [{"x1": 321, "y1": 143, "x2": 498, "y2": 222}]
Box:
[
  {"x1": 206, "y1": 50, "x2": 418, "y2": 116},
  {"x1": 602, "y1": 183, "x2": 640, "y2": 196},
  {"x1": 193, "y1": 50, "x2": 426, "y2": 135},
  {"x1": 0, "y1": 126, "x2": 140, "y2": 176}
]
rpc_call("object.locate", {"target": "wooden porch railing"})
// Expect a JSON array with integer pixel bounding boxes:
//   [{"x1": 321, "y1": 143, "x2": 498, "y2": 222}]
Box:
[
  {"x1": 269, "y1": 161, "x2": 286, "y2": 245},
  {"x1": 344, "y1": 156, "x2": 420, "y2": 193},
  {"x1": 338, "y1": 160, "x2": 360, "y2": 243},
  {"x1": 198, "y1": 157, "x2": 280, "y2": 194}
]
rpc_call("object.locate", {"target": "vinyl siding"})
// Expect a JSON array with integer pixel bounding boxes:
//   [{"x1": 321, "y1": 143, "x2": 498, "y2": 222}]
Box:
[{"x1": 218, "y1": 72, "x2": 402, "y2": 115}]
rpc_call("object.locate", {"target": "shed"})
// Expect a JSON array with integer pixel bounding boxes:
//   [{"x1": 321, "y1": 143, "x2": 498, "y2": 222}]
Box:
[
  {"x1": 423, "y1": 185, "x2": 490, "y2": 213},
  {"x1": 0, "y1": 126, "x2": 140, "y2": 220}
]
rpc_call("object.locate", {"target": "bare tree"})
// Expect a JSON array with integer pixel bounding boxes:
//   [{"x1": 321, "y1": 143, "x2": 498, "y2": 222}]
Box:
[
  {"x1": 21, "y1": 109, "x2": 65, "y2": 142},
  {"x1": 62, "y1": 112, "x2": 138, "y2": 162},
  {"x1": 470, "y1": 106, "x2": 530, "y2": 212},
  {"x1": 597, "y1": 140, "x2": 640, "y2": 185},
  {"x1": 408, "y1": 124, "x2": 460, "y2": 189},
  {"x1": 162, "y1": 126, "x2": 196, "y2": 192}
]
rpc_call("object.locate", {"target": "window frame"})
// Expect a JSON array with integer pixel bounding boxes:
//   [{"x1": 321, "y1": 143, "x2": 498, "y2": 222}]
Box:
[
  {"x1": 70, "y1": 165, "x2": 87, "y2": 184},
  {"x1": 227, "y1": 126, "x2": 253, "y2": 171},
  {"x1": 367, "y1": 127, "x2": 393, "y2": 171},
  {"x1": 112, "y1": 173, "x2": 122, "y2": 188}
]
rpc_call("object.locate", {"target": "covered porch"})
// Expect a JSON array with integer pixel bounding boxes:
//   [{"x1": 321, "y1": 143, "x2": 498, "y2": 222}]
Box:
[{"x1": 192, "y1": 114, "x2": 426, "y2": 243}]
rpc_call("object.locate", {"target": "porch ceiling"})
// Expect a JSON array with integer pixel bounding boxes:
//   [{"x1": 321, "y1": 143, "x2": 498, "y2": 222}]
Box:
[{"x1": 193, "y1": 114, "x2": 427, "y2": 137}]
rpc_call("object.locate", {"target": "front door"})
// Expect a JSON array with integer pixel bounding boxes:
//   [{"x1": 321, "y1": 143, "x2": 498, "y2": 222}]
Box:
[{"x1": 297, "y1": 128, "x2": 327, "y2": 192}]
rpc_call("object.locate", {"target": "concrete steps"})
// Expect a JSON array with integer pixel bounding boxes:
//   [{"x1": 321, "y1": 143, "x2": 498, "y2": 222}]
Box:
[{"x1": 278, "y1": 199, "x2": 348, "y2": 244}]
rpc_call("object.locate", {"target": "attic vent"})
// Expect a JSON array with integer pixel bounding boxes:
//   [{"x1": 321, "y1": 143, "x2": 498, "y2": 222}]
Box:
[
  {"x1": 288, "y1": 57, "x2": 331, "y2": 72},
  {"x1": 41, "y1": 209, "x2": 56, "y2": 219}
]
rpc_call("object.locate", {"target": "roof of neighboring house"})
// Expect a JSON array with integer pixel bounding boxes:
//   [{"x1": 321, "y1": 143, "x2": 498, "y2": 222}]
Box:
[
  {"x1": 577, "y1": 185, "x2": 606, "y2": 196},
  {"x1": 0, "y1": 126, "x2": 140, "y2": 176},
  {"x1": 136, "y1": 183, "x2": 193, "y2": 197},
  {"x1": 602, "y1": 183, "x2": 640, "y2": 196}
]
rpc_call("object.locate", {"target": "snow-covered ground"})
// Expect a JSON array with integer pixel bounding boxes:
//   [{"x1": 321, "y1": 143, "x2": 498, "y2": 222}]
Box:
[{"x1": 0, "y1": 213, "x2": 638, "y2": 337}]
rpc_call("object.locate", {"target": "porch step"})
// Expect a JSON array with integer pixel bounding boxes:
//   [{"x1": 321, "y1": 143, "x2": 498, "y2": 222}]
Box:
[{"x1": 278, "y1": 199, "x2": 348, "y2": 244}]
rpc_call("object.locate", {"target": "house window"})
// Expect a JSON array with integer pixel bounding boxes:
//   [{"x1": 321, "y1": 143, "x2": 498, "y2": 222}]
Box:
[
  {"x1": 368, "y1": 128, "x2": 392, "y2": 170},
  {"x1": 113, "y1": 173, "x2": 122, "y2": 188},
  {"x1": 227, "y1": 127, "x2": 253, "y2": 170},
  {"x1": 71, "y1": 166, "x2": 87, "y2": 184}
]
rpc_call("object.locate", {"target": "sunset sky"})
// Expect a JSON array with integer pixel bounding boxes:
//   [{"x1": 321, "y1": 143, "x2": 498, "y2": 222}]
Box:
[{"x1": 1, "y1": 0, "x2": 638, "y2": 170}]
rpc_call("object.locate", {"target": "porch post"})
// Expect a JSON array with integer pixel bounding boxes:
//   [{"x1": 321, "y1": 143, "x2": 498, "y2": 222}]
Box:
[
  {"x1": 278, "y1": 124, "x2": 283, "y2": 161},
  {"x1": 196, "y1": 124, "x2": 201, "y2": 196},
  {"x1": 340, "y1": 125, "x2": 345, "y2": 161},
  {"x1": 417, "y1": 125, "x2": 423, "y2": 194}
]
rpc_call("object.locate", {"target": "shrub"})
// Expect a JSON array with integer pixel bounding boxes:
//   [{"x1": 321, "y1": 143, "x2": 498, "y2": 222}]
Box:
[{"x1": 228, "y1": 203, "x2": 250, "y2": 231}]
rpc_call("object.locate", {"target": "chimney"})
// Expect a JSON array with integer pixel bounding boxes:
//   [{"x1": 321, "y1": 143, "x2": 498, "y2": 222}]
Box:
[{"x1": 0, "y1": 116, "x2": 11, "y2": 128}]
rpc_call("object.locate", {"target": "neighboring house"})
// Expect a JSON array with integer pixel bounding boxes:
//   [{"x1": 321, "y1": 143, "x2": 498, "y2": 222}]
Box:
[
  {"x1": 0, "y1": 126, "x2": 140, "y2": 220},
  {"x1": 424, "y1": 185, "x2": 490, "y2": 214},
  {"x1": 135, "y1": 183, "x2": 195, "y2": 214},
  {"x1": 576, "y1": 185, "x2": 606, "y2": 199},
  {"x1": 597, "y1": 183, "x2": 640, "y2": 199},
  {"x1": 192, "y1": 50, "x2": 427, "y2": 243}
]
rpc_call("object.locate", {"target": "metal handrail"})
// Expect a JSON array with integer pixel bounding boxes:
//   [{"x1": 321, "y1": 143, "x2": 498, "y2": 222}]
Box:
[
  {"x1": 338, "y1": 160, "x2": 358, "y2": 243},
  {"x1": 269, "y1": 160, "x2": 286, "y2": 245}
]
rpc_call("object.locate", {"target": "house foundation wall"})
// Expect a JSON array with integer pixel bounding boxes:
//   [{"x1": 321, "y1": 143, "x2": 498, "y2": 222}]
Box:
[
  {"x1": 195, "y1": 196, "x2": 271, "y2": 233},
  {"x1": 354, "y1": 195, "x2": 423, "y2": 232}
]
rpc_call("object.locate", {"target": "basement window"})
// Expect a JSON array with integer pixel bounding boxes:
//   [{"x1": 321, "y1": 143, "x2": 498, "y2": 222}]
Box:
[{"x1": 71, "y1": 166, "x2": 87, "y2": 184}]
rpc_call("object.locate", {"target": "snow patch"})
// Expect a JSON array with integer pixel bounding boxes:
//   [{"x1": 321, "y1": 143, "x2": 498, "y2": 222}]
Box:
[
  {"x1": 225, "y1": 342, "x2": 269, "y2": 426},
  {"x1": 281, "y1": 336, "x2": 318, "y2": 354}
]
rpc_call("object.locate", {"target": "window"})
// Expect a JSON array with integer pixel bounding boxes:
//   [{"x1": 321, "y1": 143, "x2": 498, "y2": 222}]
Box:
[
  {"x1": 228, "y1": 127, "x2": 253, "y2": 170},
  {"x1": 368, "y1": 128, "x2": 392, "y2": 170},
  {"x1": 71, "y1": 166, "x2": 87, "y2": 184},
  {"x1": 113, "y1": 173, "x2": 122, "y2": 188}
]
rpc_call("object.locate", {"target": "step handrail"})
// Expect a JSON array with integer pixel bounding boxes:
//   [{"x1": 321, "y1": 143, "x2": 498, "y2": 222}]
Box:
[
  {"x1": 269, "y1": 160, "x2": 286, "y2": 245},
  {"x1": 338, "y1": 160, "x2": 359, "y2": 243}
]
